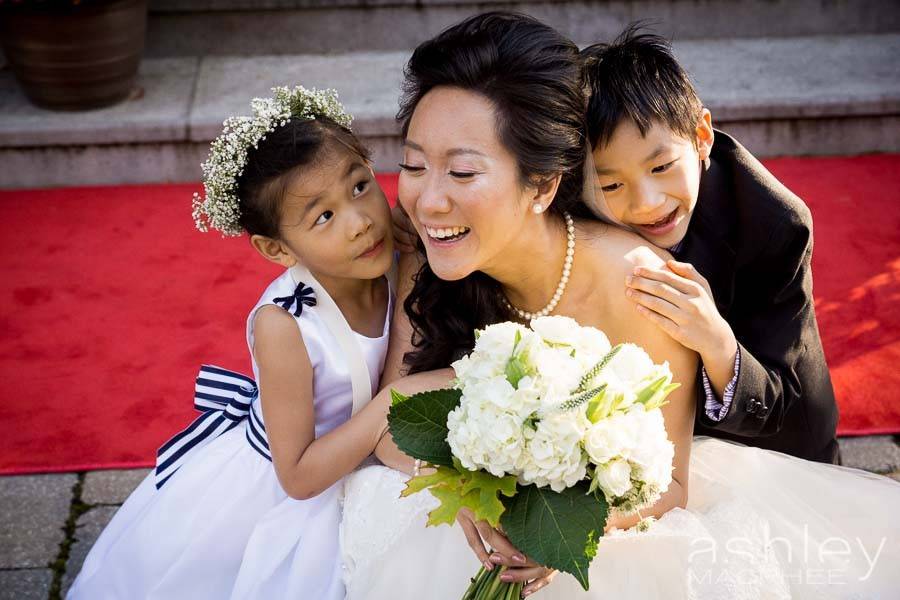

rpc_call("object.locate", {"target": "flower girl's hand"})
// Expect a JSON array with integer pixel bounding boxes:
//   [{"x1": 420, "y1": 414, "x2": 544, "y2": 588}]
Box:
[
  {"x1": 456, "y1": 508, "x2": 558, "y2": 596},
  {"x1": 391, "y1": 204, "x2": 419, "y2": 254}
]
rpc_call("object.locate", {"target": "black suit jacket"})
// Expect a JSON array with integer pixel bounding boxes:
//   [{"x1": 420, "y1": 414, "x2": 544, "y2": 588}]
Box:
[{"x1": 679, "y1": 131, "x2": 840, "y2": 464}]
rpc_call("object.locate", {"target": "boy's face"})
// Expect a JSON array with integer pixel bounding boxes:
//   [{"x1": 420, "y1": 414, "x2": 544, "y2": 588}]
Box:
[{"x1": 591, "y1": 111, "x2": 713, "y2": 249}]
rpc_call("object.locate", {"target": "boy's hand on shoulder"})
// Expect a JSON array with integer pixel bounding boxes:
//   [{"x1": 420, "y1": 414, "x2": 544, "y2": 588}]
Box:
[{"x1": 625, "y1": 259, "x2": 738, "y2": 365}]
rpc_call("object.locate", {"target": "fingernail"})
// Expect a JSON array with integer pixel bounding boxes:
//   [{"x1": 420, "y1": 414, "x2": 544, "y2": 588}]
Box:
[
  {"x1": 633, "y1": 267, "x2": 641, "y2": 275},
  {"x1": 625, "y1": 289, "x2": 633, "y2": 297},
  {"x1": 513, "y1": 554, "x2": 527, "y2": 563},
  {"x1": 483, "y1": 560, "x2": 494, "y2": 571},
  {"x1": 490, "y1": 554, "x2": 504, "y2": 564},
  {"x1": 625, "y1": 275, "x2": 633, "y2": 285},
  {"x1": 500, "y1": 574, "x2": 513, "y2": 582}
]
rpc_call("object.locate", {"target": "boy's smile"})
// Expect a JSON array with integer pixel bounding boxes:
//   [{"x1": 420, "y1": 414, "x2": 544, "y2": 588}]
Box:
[{"x1": 591, "y1": 111, "x2": 714, "y2": 250}]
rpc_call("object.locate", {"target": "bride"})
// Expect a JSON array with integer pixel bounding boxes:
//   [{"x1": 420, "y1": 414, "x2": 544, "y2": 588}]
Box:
[{"x1": 339, "y1": 12, "x2": 900, "y2": 599}]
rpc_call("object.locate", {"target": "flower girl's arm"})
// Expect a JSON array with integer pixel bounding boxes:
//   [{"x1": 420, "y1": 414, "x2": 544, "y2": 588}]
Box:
[
  {"x1": 252, "y1": 305, "x2": 398, "y2": 501},
  {"x1": 380, "y1": 250, "x2": 423, "y2": 386},
  {"x1": 371, "y1": 368, "x2": 457, "y2": 473}
]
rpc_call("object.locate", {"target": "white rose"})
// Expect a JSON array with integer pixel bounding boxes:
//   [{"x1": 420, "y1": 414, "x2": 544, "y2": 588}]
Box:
[
  {"x1": 595, "y1": 458, "x2": 633, "y2": 498},
  {"x1": 603, "y1": 343, "x2": 656, "y2": 386},
  {"x1": 571, "y1": 327, "x2": 613, "y2": 371},
  {"x1": 627, "y1": 407, "x2": 674, "y2": 490},
  {"x1": 530, "y1": 315, "x2": 582, "y2": 347},
  {"x1": 576, "y1": 326, "x2": 612, "y2": 356},
  {"x1": 583, "y1": 409, "x2": 639, "y2": 465}
]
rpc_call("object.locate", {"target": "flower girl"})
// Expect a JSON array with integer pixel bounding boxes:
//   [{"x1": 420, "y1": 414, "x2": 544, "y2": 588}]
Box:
[{"x1": 68, "y1": 86, "x2": 395, "y2": 599}]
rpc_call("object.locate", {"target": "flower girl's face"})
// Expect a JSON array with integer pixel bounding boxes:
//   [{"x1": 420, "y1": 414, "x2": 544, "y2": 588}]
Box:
[
  {"x1": 274, "y1": 146, "x2": 394, "y2": 281},
  {"x1": 398, "y1": 86, "x2": 536, "y2": 281}
]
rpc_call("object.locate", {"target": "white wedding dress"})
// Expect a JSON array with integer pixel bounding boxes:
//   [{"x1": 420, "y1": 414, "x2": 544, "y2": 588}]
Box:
[{"x1": 340, "y1": 437, "x2": 900, "y2": 599}]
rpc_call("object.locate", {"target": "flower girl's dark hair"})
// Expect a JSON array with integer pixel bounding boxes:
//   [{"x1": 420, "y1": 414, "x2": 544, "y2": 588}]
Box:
[
  {"x1": 236, "y1": 117, "x2": 370, "y2": 239},
  {"x1": 398, "y1": 11, "x2": 593, "y2": 374}
]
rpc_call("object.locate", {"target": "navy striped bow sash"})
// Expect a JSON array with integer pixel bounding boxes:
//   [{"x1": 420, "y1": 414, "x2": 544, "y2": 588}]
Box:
[{"x1": 155, "y1": 365, "x2": 272, "y2": 489}]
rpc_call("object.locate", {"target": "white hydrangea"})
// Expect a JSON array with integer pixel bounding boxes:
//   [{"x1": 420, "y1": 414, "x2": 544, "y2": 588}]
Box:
[
  {"x1": 445, "y1": 318, "x2": 676, "y2": 503},
  {"x1": 517, "y1": 411, "x2": 589, "y2": 492}
]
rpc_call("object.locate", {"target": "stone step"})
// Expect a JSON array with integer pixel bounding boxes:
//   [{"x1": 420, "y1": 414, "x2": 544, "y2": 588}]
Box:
[
  {"x1": 1, "y1": 33, "x2": 898, "y2": 188},
  {"x1": 143, "y1": 0, "x2": 900, "y2": 56}
]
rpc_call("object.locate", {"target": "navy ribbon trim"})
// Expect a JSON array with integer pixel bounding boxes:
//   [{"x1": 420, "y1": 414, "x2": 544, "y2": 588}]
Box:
[
  {"x1": 273, "y1": 282, "x2": 317, "y2": 317},
  {"x1": 155, "y1": 365, "x2": 271, "y2": 489}
]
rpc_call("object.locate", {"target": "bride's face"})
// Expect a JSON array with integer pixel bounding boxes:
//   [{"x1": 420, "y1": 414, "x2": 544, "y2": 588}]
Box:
[{"x1": 398, "y1": 86, "x2": 532, "y2": 281}]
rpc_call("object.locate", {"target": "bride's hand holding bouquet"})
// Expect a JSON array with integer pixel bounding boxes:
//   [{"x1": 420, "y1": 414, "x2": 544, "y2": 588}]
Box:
[{"x1": 388, "y1": 316, "x2": 680, "y2": 599}]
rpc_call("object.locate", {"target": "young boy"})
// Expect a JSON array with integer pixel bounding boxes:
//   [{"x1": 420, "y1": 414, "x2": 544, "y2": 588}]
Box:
[{"x1": 582, "y1": 27, "x2": 840, "y2": 463}]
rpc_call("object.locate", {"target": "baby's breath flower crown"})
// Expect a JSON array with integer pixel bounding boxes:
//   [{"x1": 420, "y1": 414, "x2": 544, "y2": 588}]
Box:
[{"x1": 191, "y1": 85, "x2": 353, "y2": 237}]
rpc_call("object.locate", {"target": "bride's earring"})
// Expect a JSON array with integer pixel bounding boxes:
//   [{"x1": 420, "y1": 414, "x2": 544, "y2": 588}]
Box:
[{"x1": 532, "y1": 203, "x2": 544, "y2": 214}]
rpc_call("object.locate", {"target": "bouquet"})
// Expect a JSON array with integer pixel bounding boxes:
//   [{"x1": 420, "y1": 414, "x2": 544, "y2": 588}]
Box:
[{"x1": 388, "y1": 316, "x2": 680, "y2": 598}]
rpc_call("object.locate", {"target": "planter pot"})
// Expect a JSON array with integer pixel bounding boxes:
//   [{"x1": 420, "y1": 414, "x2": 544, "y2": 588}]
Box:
[{"x1": 0, "y1": 0, "x2": 148, "y2": 111}]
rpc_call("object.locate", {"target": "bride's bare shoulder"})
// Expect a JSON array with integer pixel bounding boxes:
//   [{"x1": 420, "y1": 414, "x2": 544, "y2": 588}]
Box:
[{"x1": 578, "y1": 220, "x2": 671, "y2": 281}]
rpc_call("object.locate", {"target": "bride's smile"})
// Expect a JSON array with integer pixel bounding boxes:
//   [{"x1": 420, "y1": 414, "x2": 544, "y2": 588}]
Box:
[{"x1": 398, "y1": 86, "x2": 573, "y2": 312}]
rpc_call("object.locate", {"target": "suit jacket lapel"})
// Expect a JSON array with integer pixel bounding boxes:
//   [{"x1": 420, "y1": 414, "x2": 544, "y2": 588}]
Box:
[{"x1": 678, "y1": 152, "x2": 738, "y2": 315}]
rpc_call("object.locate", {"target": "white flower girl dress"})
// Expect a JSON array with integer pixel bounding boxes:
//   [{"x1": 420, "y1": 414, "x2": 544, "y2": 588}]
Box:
[{"x1": 68, "y1": 264, "x2": 390, "y2": 600}]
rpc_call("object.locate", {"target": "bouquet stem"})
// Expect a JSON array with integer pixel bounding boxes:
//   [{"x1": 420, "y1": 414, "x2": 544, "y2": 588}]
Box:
[{"x1": 461, "y1": 566, "x2": 524, "y2": 600}]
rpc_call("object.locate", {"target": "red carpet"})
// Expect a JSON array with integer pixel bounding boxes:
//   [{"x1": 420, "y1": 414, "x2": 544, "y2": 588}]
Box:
[{"x1": 0, "y1": 159, "x2": 898, "y2": 475}]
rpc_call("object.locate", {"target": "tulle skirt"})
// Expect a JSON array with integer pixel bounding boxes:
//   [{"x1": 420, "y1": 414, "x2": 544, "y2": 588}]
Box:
[
  {"x1": 67, "y1": 423, "x2": 345, "y2": 600},
  {"x1": 340, "y1": 437, "x2": 900, "y2": 600}
]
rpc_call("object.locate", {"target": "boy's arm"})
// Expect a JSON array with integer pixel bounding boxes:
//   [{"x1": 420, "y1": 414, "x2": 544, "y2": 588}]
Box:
[
  {"x1": 705, "y1": 213, "x2": 816, "y2": 436},
  {"x1": 627, "y1": 208, "x2": 819, "y2": 438}
]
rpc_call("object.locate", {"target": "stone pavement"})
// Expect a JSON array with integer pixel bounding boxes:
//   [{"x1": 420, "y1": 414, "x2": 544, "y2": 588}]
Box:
[{"x1": 1, "y1": 436, "x2": 899, "y2": 599}]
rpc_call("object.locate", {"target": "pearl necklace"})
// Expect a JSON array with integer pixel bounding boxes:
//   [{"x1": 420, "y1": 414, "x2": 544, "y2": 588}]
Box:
[{"x1": 502, "y1": 212, "x2": 575, "y2": 320}]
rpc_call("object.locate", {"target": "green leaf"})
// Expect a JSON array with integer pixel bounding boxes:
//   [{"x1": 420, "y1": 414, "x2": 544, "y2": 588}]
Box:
[
  {"x1": 586, "y1": 388, "x2": 615, "y2": 423},
  {"x1": 635, "y1": 376, "x2": 680, "y2": 410},
  {"x1": 427, "y1": 486, "x2": 483, "y2": 526},
  {"x1": 500, "y1": 483, "x2": 609, "y2": 590},
  {"x1": 459, "y1": 469, "x2": 518, "y2": 526},
  {"x1": 387, "y1": 388, "x2": 461, "y2": 467},
  {"x1": 505, "y1": 355, "x2": 529, "y2": 389},
  {"x1": 402, "y1": 463, "x2": 518, "y2": 527},
  {"x1": 505, "y1": 330, "x2": 534, "y2": 389},
  {"x1": 401, "y1": 465, "x2": 462, "y2": 496},
  {"x1": 390, "y1": 389, "x2": 409, "y2": 406}
]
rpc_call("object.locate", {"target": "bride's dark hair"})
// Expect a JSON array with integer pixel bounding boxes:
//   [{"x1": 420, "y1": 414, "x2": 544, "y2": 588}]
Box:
[{"x1": 400, "y1": 11, "x2": 593, "y2": 374}]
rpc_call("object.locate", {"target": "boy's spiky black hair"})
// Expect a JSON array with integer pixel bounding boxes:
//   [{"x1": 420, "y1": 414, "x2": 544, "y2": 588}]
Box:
[{"x1": 582, "y1": 24, "x2": 704, "y2": 148}]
